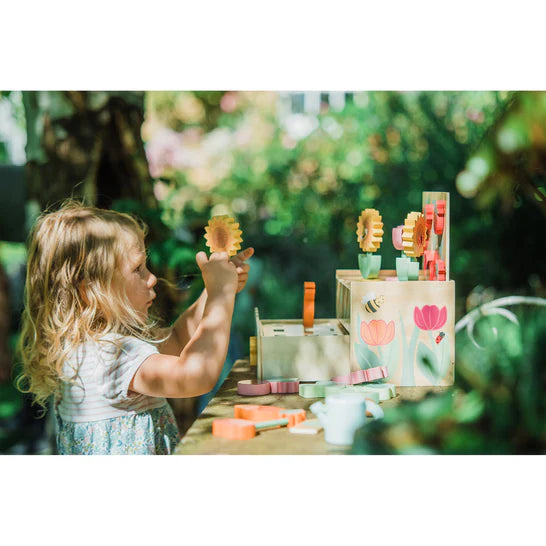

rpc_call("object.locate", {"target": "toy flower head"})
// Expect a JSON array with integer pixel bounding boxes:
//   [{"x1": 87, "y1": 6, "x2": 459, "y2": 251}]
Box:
[
  {"x1": 402, "y1": 212, "x2": 428, "y2": 258},
  {"x1": 360, "y1": 319, "x2": 395, "y2": 346},
  {"x1": 356, "y1": 209, "x2": 383, "y2": 253},
  {"x1": 414, "y1": 305, "x2": 447, "y2": 331},
  {"x1": 204, "y1": 215, "x2": 243, "y2": 257}
]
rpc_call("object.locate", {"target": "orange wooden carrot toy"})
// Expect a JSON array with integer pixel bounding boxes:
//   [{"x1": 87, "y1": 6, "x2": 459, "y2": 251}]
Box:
[{"x1": 212, "y1": 405, "x2": 306, "y2": 440}]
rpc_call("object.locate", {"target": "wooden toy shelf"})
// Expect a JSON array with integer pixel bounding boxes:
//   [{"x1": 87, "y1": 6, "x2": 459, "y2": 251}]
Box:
[
  {"x1": 255, "y1": 191, "x2": 455, "y2": 387},
  {"x1": 256, "y1": 309, "x2": 351, "y2": 382},
  {"x1": 335, "y1": 269, "x2": 455, "y2": 386}
]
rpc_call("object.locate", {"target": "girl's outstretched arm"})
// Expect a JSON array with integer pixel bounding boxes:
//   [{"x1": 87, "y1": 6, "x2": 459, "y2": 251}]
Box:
[
  {"x1": 129, "y1": 252, "x2": 239, "y2": 398},
  {"x1": 157, "y1": 289, "x2": 208, "y2": 356}
]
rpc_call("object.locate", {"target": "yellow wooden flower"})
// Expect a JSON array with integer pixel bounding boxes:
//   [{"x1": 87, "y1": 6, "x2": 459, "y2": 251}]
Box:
[
  {"x1": 204, "y1": 215, "x2": 243, "y2": 256},
  {"x1": 356, "y1": 209, "x2": 384, "y2": 253},
  {"x1": 402, "y1": 211, "x2": 427, "y2": 258}
]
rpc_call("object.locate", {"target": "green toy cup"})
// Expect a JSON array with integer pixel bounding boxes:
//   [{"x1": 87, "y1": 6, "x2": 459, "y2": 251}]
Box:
[
  {"x1": 408, "y1": 260, "x2": 419, "y2": 280},
  {"x1": 396, "y1": 256, "x2": 410, "y2": 281},
  {"x1": 358, "y1": 253, "x2": 381, "y2": 279},
  {"x1": 396, "y1": 256, "x2": 419, "y2": 281}
]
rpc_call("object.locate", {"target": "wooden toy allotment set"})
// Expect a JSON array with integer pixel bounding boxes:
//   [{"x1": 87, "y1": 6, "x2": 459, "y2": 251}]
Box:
[
  {"x1": 253, "y1": 191, "x2": 455, "y2": 389},
  {"x1": 203, "y1": 190, "x2": 454, "y2": 393}
]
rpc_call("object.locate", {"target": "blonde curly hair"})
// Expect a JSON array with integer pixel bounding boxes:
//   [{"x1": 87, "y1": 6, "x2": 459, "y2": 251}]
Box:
[{"x1": 16, "y1": 200, "x2": 161, "y2": 412}]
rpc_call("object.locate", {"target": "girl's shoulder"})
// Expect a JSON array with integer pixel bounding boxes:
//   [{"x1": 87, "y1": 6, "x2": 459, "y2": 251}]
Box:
[
  {"x1": 93, "y1": 333, "x2": 161, "y2": 366},
  {"x1": 97, "y1": 332, "x2": 160, "y2": 351}
]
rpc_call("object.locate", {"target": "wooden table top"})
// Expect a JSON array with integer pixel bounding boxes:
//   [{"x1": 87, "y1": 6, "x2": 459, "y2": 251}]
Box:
[{"x1": 174, "y1": 359, "x2": 451, "y2": 455}]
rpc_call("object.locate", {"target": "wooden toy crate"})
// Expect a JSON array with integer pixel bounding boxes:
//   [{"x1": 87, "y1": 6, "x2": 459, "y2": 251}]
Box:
[
  {"x1": 255, "y1": 308, "x2": 350, "y2": 381},
  {"x1": 255, "y1": 191, "x2": 455, "y2": 387},
  {"x1": 336, "y1": 270, "x2": 455, "y2": 386}
]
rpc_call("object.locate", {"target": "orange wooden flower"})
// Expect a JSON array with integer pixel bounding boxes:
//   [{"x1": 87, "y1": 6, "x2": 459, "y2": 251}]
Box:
[
  {"x1": 402, "y1": 211, "x2": 428, "y2": 258},
  {"x1": 360, "y1": 319, "x2": 395, "y2": 346},
  {"x1": 204, "y1": 215, "x2": 243, "y2": 257},
  {"x1": 356, "y1": 209, "x2": 384, "y2": 253}
]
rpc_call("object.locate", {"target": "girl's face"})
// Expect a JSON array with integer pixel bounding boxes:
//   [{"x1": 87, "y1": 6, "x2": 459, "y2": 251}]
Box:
[{"x1": 120, "y1": 242, "x2": 157, "y2": 318}]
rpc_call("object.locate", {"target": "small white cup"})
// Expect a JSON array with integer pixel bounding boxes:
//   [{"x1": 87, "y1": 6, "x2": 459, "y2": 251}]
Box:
[{"x1": 311, "y1": 392, "x2": 383, "y2": 446}]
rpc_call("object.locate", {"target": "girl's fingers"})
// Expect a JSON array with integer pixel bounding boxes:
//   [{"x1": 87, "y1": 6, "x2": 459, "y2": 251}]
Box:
[
  {"x1": 210, "y1": 251, "x2": 229, "y2": 262},
  {"x1": 231, "y1": 247, "x2": 254, "y2": 265},
  {"x1": 240, "y1": 247, "x2": 254, "y2": 260},
  {"x1": 237, "y1": 277, "x2": 248, "y2": 292},
  {"x1": 195, "y1": 251, "x2": 209, "y2": 269},
  {"x1": 236, "y1": 263, "x2": 250, "y2": 274}
]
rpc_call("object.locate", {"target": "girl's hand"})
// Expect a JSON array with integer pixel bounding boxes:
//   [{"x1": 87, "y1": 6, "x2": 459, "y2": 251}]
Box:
[
  {"x1": 230, "y1": 247, "x2": 254, "y2": 293},
  {"x1": 196, "y1": 251, "x2": 238, "y2": 298}
]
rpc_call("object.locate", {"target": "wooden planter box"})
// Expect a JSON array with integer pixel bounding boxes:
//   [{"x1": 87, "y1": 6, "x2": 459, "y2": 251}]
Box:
[
  {"x1": 255, "y1": 191, "x2": 455, "y2": 387},
  {"x1": 255, "y1": 271, "x2": 454, "y2": 387},
  {"x1": 336, "y1": 270, "x2": 455, "y2": 386},
  {"x1": 255, "y1": 309, "x2": 350, "y2": 381}
]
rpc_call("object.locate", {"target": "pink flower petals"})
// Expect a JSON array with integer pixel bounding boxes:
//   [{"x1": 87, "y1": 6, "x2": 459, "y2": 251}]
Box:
[
  {"x1": 360, "y1": 320, "x2": 395, "y2": 346},
  {"x1": 413, "y1": 305, "x2": 447, "y2": 330}
]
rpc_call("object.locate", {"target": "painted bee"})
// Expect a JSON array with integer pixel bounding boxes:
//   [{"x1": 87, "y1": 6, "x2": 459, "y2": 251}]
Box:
[
  {"x1": 435, "y1": 332, "x2": 445, "y2": 344},
  {"x1": 362, "y1": 293, "x2": 384, "y2": 313}
]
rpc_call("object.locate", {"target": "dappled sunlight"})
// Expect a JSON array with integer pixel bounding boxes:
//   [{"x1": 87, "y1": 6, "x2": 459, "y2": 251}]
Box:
[{"x1": 0, "y1": 91, "x2": 544, "y2": 453}]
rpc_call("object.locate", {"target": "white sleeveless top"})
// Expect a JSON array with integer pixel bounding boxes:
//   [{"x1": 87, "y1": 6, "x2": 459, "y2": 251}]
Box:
[{"x1": 56, "y1": 334, "x2": 167, "y2": 423}]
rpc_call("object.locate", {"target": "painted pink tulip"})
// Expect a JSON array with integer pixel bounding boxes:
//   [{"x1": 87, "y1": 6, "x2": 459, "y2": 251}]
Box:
[
  {"x1": 414, "y1": 305, "x2": 447, "y2": 331},
  {"x1": 360, "y1": 320, "x2": 395, "y2": 346}
]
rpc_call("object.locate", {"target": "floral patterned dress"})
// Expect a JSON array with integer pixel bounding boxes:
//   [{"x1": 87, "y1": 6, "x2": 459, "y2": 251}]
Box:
[{"x1": 55, "y1": 403, "x2": 180, "y2": 455}]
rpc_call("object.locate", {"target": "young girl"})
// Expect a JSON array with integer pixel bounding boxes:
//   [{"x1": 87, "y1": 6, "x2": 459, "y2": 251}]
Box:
[{"x1": 17, "y1": 201, "x2": 254, "y2": 455}]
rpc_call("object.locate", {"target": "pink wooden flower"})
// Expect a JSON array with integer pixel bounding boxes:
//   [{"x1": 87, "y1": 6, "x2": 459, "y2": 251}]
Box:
[
  {"x1": 413, "y1": 305, "x2": 447, "y2": 330},
  {"x1": 360, "y1": 320, "x2": 395, "y2": 346},
  {"x1": 392, "y1": 225, "x2": 404, "y2": 251}
]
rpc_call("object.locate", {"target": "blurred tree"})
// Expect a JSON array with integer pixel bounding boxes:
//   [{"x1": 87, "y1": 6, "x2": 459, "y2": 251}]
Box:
[
  {"x1": 0, "y1": 92, "x2": 26, "y2": 386},
  {"x1": 457, "y1": 91, "x2": 546, "y2": 216},
  {"x1": 0, "y1": 264, "x2": 10, "y2": 383},
  {"x1": 454, "y1": 91, "x2": 546, "y2": 295},
  {"x1": 22, "y1": 91, "x2": 156, "y2": 211}
]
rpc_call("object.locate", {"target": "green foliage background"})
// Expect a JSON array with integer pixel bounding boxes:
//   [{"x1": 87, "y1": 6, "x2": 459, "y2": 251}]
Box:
[
  {"x1": 1, "y1": 90, "x2": 545, "y2": 454},
  {"x1": 142, "y1": 91, "x2": 545, "y2": 341}
]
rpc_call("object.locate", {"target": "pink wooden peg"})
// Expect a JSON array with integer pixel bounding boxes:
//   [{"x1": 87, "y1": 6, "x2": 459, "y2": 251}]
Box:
[
  {"x1": 423, "y1": 250, "x2": 438, "y2": 272},
  {"x1": 424, "y1": 204, "x2": 434, "y2": 232},
  {"x1": 428, "y1": 259, "x2": 437, "y2": 281},
  {"x1": 434, "y1": 200, "x2": 445, "y2": 235},
  {"x1": 423, "y1": 204, "x2": 434, "y2": 249},
  {"x1": 437, "y1": 259, "x2": 446, "y2": 281}
]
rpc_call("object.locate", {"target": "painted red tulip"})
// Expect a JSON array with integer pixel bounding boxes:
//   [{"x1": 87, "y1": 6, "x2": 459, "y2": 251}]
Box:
[
  {"x1": 360, "y1": 319, "x2": 395, "y2": 346},
  {"x1": 414, "y1": 305, "x2": 447, "y2": 331}
]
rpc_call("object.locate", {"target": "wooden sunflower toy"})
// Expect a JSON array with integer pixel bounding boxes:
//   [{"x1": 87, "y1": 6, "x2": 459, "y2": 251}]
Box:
[
  {"x1": 396, "y1": 211, "x2": 429, "y2": 280},
  {"x1": 402, "y1": 211, "x2": 427, "y2": 258},
  {"x1": 356, "y1": 208, "x2": 384, "y2": 253},
  {"x1": 204, "y1": 215, "x2": 243, "y2": 257},
  {"x1": 356, "y1": 208, "x2": 384, "y2": 279}
]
